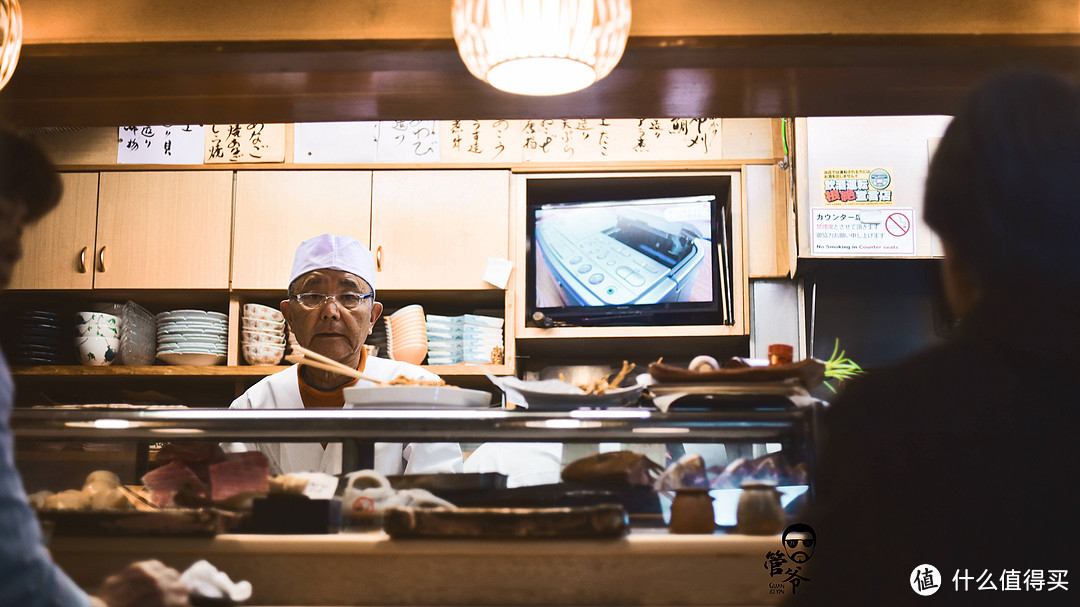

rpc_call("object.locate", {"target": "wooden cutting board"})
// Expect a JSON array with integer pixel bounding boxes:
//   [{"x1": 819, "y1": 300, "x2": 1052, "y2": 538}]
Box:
[{"x1": 383, "y1": 505, "x2": 629, "y2": 539}]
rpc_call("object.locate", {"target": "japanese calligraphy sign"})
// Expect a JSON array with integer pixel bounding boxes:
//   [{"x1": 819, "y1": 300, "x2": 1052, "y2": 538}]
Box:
[
  {"x1": 440, "y1": 120, "x2": 523, "y2": 163},
  {"x1": 821, "y1": 168, "x2": 895, "y2": 206},
  {"x1": 810, "y1": 207, "x2": 916, "y2": 256},
  {"x1": 294, "y1": 122, "x2": 378, "y2": 163},
  {"x1": 204, "y1": 124, "x2": 285, "y2": 163},
  {"x1": 117, "y1": 125, "x2": 205, "y2": 164},
  {"x1": 520, "y1": 118, "x2": 723, "y2": 163},
  {"x1": 375, "y1": 121, "x2": 440, "y2": 163}
]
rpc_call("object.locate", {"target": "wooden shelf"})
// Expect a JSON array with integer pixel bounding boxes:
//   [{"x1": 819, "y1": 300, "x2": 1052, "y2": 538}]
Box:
[
  {"x1": 11, "y1": 363, "x2": 513, "y2": 379},
  {"x1": 10, "y1": 365, "x2": 288, "y2": 377},
  {"x1": 425, "y1": 363, "x2": 512, "y2": 377}
]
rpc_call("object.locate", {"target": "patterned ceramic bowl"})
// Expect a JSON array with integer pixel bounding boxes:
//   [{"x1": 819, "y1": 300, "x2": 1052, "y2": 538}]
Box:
[
  {"x1": 74, "y1": 311, "x2": 121, "y2": 338},
  {"x1": 243, "y1": 342, "x2": 285, "y2": 366},
  {"x1": 242, "y1": 303, "x2": 284, "y2": 324},
  {"x1": 241, "y1": 316, "x2": 285, "y2": 331},
  {"x1": 75, "y1": 334, "x2": 120, "y2": 366},
  {"x1": 241, "y1": 329, "x2": 287, "y2": 345}
]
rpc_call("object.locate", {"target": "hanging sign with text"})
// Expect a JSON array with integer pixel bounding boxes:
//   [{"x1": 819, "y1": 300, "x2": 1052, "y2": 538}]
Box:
[
  {"x1": 810, "y1": 207, "x2": 916, "y2": 256},
  {"x1": 204, "y1": 124, "x2": 286, "y2": 163},
  {"x1": 117, "y1": 125, "x2": 205, "y2": 164},
  {"x1": 821, "y1": 168, "x2": 895, "y2": 205}
]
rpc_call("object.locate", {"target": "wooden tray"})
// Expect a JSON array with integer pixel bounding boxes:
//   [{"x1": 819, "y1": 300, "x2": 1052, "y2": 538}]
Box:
[
  {"x1": 38, "y1": 508, "x2": 247, "y2": 536},
  {"x1": 648, "y1": 359, "x2": 826, "y2": 388},
  {"x1": 384, "y1": 505, "x2": 629, "y2": 539}
]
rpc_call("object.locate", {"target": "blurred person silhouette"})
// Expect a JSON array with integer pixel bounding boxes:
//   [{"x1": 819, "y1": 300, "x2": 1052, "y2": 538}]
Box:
[
  {"x1": 786, "y1": 68, "x2": 1080, "y2": 605},
  {"x1": 1, "y1": 127, "x2": 190, "y2": 607}
]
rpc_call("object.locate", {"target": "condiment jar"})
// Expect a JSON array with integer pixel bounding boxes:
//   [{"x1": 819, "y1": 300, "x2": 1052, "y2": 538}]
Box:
[
  {"x1": 735, "y1": 481, "x2": 786, "y2": 535},
  {"x1": 768, "y1": 343, "x2": 794, "y2": 366},
  {"x1": 669, "y1": 488, "x2": 716, "y2": 534}
]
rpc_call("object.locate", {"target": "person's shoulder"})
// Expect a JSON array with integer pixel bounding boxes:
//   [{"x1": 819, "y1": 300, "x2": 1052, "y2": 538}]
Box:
[{"x1": 230, "y1": 364, "x2": 299, "y2": 409}]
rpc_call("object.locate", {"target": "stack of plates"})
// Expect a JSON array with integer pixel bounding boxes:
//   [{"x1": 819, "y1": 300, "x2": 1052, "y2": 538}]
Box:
[
  {"x1": 462, "y1": 314, "x2": 503, "y2": 364},
  {"x1": 425, "y1": 313, "x2": 503, "y2": 365},
  {"x1": 4, "y1": 310, "x2": 66, "y2": 365},
  {"x1": 155, "y1": 309, "x2": 228, "y2": 366},
  {"x1": 425, "y1": 314, "x2": 463, "y2": 365}
]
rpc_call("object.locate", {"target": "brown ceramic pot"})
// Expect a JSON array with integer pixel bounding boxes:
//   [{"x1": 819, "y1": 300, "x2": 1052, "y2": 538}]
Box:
[
  {"x1": 736, "y1": 481, "x2": 786, "y2": 535},
  {"x1": 669, "y1": 488, "x2": 715, "y2": 534}
]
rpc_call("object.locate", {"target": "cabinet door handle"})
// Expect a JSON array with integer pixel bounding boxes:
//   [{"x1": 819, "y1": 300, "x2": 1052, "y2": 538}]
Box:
[
  {"x1": 375, "y1": 246, "x2": 383, "y2": 272},
  {"x1": 78, "y1": 247, "x2": 88, "y2": 273},
  {"x1": 97, "y1": 246, "x2": 106, "y2": 273}
]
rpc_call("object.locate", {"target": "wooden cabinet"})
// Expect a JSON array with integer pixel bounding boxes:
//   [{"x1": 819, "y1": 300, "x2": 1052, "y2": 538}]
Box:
[
  {"x1": 10, "y1": 173, "x2": 99, "y2": 290},
  {"x1": 95, "y1": 172, "x2": 233, "y2": 289},
  {"x1": 370, "y1": 170, "x2": 510, "y2": 290},
  {"x1": 231, "y1": 171, "x2": 373, "y2": 290}
]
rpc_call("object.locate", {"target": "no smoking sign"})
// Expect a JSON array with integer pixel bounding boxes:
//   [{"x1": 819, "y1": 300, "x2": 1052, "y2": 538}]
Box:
[{"x1": 811, "y1": 207, "x2": 916, "y2": 256}]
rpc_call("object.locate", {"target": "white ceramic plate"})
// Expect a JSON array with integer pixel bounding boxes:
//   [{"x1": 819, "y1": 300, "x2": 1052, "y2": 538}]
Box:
[
  {"x1": 157, "y1": 348, "x2": 227, "y2": 356},
  {"x1": 157, "y1": 323, "x2": 227, "y2": 332},
  {"x1": 156, "y1": 312, "x2": 228, "y2": 324},
  {"x1": 510, "y1": 384, "x2": 645, "y2": 411},
  {"x1": 157, "y1": 352, "x2": 227, "y2": 366},
  {"x1": 157, "y1": 320, "x2": 228, "y2": 331},
  {"x1": 343, "y1": 385, "x2": 492, "y2": 408}
]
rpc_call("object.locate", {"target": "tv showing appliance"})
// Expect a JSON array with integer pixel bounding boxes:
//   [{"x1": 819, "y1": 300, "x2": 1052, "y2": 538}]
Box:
[{"x1": 526, "y1": 176, "x2": 733, "y2": 328}]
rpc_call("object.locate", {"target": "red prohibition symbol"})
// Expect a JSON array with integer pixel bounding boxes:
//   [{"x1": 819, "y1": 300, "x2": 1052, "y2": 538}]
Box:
[{"x1": 885, "y1": 213, "x2": 910, "y2": 237}]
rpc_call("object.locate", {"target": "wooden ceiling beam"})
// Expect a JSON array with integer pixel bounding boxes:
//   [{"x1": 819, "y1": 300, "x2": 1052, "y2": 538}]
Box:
[{"x1": 2, "y1": 34, "x2": 1079, "y2": 127}]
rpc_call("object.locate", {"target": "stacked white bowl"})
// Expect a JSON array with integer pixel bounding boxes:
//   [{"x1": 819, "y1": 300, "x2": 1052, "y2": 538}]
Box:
[
  {"x1": 242, "y1": 303, "x2": 286, "y2": 365},
  {"x1": 155, "y1": 309, "x2": 228, "y2": 366},
  {"x1": 74, "y1": 311, "x2": 121, "y2": 366},
  {"x1": 386, "y1": 304, "x2": 427, "y2": 365}
]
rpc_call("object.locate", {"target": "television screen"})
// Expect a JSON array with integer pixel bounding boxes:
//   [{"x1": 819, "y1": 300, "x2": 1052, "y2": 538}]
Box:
[{"x1": 528, "y1": 193, "x2": 732, "y2": 327}]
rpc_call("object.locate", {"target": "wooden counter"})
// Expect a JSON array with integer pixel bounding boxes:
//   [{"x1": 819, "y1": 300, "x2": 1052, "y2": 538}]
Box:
[{"x1": 51, "y1": 531, "x2": 783, "y2": 606}]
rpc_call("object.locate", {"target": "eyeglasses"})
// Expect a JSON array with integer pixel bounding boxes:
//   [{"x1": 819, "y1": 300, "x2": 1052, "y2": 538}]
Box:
[{"x1": 291, "y1": 292, "x2": 374, "y2": 310}]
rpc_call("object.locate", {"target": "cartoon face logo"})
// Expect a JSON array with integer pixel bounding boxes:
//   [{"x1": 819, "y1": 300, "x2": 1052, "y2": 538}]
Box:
[{"x1": 782, "y1": 523, "x2": 816, "y2": 563}]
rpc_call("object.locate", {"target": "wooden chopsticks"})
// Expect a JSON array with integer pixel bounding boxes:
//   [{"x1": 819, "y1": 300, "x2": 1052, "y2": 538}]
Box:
[{"x1": 287, "y1": 345, "x2": 385, "y2": 385}]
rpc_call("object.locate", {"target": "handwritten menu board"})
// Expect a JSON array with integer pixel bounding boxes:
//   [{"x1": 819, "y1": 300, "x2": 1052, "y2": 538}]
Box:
[
  {"x1": 204, "y1": 124, "x2": 286, "y2": 163},
  {"x1": 441, "y1": 118, "x2": 723, "y2": 163},
  {"x1": 117, "y1": 125, "x2": 205, "y2": 164},
  {"x1": 440, "y1": 120, "x2": 523, "y2": 163},
  {"x1": 375, "y1": 120, "x2": 440, "y2": 163},
  {"x1": 119, "y1": 118, "x2": 725, "y2": 165}
]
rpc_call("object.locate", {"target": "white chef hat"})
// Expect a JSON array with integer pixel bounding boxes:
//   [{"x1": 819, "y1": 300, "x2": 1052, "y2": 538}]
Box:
[{"x1": 289, "y1": 234, "x2": 377, "y2": 295}]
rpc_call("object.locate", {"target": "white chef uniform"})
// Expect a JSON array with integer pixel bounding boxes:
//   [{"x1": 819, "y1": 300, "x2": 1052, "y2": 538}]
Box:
[{"x1": 223, "y1": 359, "x2": 463, "y2": 476}]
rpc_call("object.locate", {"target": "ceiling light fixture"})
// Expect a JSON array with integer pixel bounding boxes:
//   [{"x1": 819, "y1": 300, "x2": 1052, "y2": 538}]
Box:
[
  {"x1": 0, "y1": 0, "x2": 21, "y2": 91},
  {"x1": 452, "y1": 0, "x2": 631, "y2": 96}
]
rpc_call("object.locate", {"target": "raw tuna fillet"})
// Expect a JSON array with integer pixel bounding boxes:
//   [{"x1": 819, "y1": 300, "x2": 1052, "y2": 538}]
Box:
[
  {"x1": 209, "y1": 451, "x2": 270, "y2": 501},
  {"x1": 141, "y1": 461, "x2": 208, "y2": 507}
]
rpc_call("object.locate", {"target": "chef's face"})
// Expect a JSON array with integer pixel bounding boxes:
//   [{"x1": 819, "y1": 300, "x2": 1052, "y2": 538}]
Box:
[
  {"x1": 0, "y1": 195, "x2": 28, "y2": 289},
  {"x1": 281, "y1": 270, "x2": 383, "y2": 366}
]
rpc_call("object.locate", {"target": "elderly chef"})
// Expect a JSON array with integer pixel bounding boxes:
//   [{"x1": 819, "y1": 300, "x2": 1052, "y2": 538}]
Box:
[{"x1": 224, "y1": 234, "x2": 463, "y2": 476}]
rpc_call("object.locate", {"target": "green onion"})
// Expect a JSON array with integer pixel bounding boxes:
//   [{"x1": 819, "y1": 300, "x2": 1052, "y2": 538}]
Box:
[{"x1": 823, "y1": 338, "x2": 864, "y2": 393}]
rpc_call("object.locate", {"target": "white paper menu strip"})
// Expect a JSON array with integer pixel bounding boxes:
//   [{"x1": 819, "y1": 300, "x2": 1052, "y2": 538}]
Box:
[
  {"x1": 117, "y1": 125, "x2": 205, "y2": 164},
  {"x1": 294, "y1": 122, "x2": 379, "y2": 164},
  {"x1": 375, "y1": 121, "x2": 440, "y2": 163}
]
